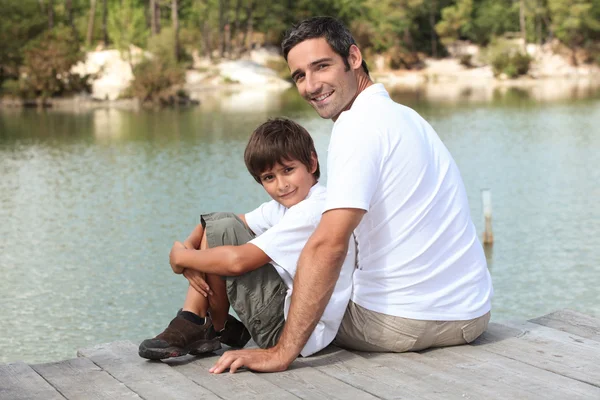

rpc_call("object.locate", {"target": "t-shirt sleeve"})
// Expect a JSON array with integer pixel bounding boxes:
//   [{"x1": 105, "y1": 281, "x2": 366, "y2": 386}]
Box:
[
  {"x1": 324, "y1": 120, "x2": 382, "y2": 212},
  {"x1": 244, "y1": 199, "x2": 286, "y2": 236},
  {"x1": 249, "y1": 206, "x2": 320, "y2": 274}
]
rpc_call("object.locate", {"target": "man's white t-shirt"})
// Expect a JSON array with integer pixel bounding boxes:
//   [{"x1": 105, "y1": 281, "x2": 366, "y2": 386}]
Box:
[
  {"x1": 325, "y1": 84, "x2": 493, "y2": 321},
  {"x1": 245, "y1": 183, "x2": 355, "y2": 356}
]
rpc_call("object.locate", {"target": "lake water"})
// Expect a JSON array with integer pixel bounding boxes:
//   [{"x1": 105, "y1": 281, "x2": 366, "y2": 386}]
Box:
[{"x1": 1, "y1": 85, "x2": 600, "y2": 364}]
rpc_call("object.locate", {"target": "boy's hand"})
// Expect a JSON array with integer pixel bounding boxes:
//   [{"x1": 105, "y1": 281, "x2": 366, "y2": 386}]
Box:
[
  {"x1": 183, "y1": 269, "x2": 213, "y2": 297},
  {"x1": 169, "y1": 241, "x2": 186, "y2": 274},
  {"x1": 209, "y1": 346, "x2": 294, "y2": 374}
]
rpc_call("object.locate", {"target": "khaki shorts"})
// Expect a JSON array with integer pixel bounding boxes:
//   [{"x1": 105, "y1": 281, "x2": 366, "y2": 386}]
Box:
[
  {"x1": 334, "y1": 301, "x2": 491, "y2": 352},
  {"x1": 201, "y1": 212, "x2": 286, "y2": 349}
]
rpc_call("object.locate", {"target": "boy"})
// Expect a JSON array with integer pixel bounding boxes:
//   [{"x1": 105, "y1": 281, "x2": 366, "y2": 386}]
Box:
[{"x1": 139, "y1": 118, "x2": 355, "y2": 360}]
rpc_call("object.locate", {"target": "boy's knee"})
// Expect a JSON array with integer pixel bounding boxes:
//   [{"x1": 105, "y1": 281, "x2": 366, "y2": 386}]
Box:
[{"x1": 201, "y1": 213, "x2": 253, "y2": 247}]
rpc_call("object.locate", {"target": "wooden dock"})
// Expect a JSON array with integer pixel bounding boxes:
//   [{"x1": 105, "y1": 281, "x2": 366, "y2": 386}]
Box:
[{"x1": 2, "y1": 309, "x2": 600, "y2": 399}]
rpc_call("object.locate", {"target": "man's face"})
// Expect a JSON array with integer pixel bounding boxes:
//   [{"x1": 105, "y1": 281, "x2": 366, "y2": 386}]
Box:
[{"x1": 287, "y1": 38, "x2": 358, "y2": 120}]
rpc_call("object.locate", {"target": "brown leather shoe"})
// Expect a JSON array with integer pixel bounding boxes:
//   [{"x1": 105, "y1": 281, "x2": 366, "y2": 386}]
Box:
[{"x1": 138, "y1": 311, "x2": 221, "y2": 360}]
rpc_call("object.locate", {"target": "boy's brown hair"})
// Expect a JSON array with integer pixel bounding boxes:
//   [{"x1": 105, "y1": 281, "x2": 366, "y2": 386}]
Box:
[{"x1": 244, "y1": 117, "x2": 320, "y2": 184}]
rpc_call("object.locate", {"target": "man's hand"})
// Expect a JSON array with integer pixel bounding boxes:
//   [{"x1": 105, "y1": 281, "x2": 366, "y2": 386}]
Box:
[
  {"x1": 209, "y1": 346, "x2": 294, "y2": 374},
  {"x1": 183, "y1": 269, "x2": 213, "y2": 297},
  {"x1": 169, "y1": 241, "x2": 186, "y2": 274}
]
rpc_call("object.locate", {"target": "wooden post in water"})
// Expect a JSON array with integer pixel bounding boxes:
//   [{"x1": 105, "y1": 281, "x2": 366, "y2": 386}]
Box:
[{"x1": 481, "y1": 189, "x2": 494, "y2": 244}]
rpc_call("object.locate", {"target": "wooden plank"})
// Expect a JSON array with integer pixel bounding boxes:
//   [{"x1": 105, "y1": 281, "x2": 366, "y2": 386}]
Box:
[
  {"x1": 297, "y1": 346, "x2": 448, "y2": 399},
  {"x1": 0, "y1": 362, "x2": 65, "y2": 400},
  {"x1": 357, "y1": 350, "x2": 527, "y2": 399},
  {"x1": 31, "y1": 358, "x2": 141, "y2": 400},
  {"x1": 441, "y1": 344, "x2": 600, "y2": 399},
  {"x1": 259, "y1": 362, "x2": 380, "y2": 400},
  {"x1": 77, "y1": 341, "x2": 220, "y2": 400},
  {"x1": 167, "y1": 355, "x2": 300, "y2": 400},
  {"x1": 471, "y1": 321, "x2": 600, "y2": 387},
  {"x1": 530, "y1": 309, "x2": 600, "y2": 342}
]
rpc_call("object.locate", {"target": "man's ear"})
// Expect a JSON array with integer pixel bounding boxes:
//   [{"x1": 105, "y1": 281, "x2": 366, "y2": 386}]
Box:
[{"x1": 348, "y1": 44, "x2": 363, "y2": 71}]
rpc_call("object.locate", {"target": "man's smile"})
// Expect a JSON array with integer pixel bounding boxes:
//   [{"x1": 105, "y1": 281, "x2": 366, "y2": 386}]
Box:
[{"x1": 311, "y1": 91, "x2": 333, "y2": 103}]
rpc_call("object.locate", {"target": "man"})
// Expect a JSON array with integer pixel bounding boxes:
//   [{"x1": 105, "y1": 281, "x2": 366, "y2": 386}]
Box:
[{"x1": 210, "y1": 16, "x2": 493, "y2": 374}]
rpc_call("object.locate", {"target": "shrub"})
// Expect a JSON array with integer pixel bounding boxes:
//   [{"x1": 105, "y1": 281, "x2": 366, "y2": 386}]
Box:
[
  {"x1": 19, "y1": 27, "x2": 90, "y2": 98},
  {"x1": 128, "y1": 58, "x2": 186, "y2": 106},
  {"x1": 485, "y1": 39, "x2": 532, "y2": 78}
]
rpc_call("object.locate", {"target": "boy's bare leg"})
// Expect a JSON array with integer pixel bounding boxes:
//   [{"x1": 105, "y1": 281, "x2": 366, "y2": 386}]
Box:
[{"x1": 197, "y1": 229, "x2": 229, "y2": 331}]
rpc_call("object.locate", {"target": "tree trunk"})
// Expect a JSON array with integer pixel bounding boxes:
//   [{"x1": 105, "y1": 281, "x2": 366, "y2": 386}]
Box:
[
  {"x1": 48, "y1": 0, "x2": 54, "y2": 29},
  {"x1": 102, "y1": 0, "x2": 108, "y2": 45},
  {"x1": 87, "y1": 0, "x2": 97, "y2": 46},
  {"x1": 520, "y1": 0, "x2": 527, "y2": 52},
  {"x1": 150, "y1": 0, "x2": 161, "y2": 35},
  {"x1": 243, "y1": 0, "x2": 254, "y2": 51},
  {"x1": 202, "y1": 20, "x2": 212, "y2": 59},
  {"x1": 232, "y1": 0, "x2": 242, "y2": 52},
  {"x1": 429, "y1": 0, "x2": 438, "y2": 58},
  {"x1": 172, "y1": 0, "x2": 180, "y2": 62}
]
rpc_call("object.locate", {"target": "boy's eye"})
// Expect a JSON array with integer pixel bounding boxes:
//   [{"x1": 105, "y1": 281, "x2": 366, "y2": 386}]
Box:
[
  {"x1": 261, "y1": 175, "x2": 274, "y2": 182},
  {"x1": 284, "y1": 167, "x2": 294, "y2": 173},
  {"x1": 317, "y1": 64, "x2": 328, "y2": 70}
]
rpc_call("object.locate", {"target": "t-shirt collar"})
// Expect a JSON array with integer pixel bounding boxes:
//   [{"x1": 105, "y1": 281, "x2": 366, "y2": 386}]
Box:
[{"x1": 336, "y1": 83, "x2": 389, "y2": 123}]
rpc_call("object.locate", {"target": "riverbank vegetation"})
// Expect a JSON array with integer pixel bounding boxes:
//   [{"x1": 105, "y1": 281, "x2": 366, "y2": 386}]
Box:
[{"x1": 1, "y1": 0, "x2": 599, "y2": 105}]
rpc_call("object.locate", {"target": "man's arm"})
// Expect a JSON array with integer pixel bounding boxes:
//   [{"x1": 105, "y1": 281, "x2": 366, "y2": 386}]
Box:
[
  {"x1": 170, "y1": 241, "x2": 270, "y2": 276},
  {"x1": 210, "y1": 208, "x2": 365, "y2": 374}
]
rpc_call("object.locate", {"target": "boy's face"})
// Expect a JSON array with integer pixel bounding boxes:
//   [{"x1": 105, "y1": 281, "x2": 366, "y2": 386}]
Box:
[
  {"x1": 287, "y1": 38, "x2": 359, "y2": 121},
  {"x1": 259, "y1": 156, "x2": 317, "y2": 208}
]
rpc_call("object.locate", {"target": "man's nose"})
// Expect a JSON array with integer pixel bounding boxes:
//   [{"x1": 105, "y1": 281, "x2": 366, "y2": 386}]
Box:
[{"x1": 305, "y1": 72, "x2": 321, "y2": 96}]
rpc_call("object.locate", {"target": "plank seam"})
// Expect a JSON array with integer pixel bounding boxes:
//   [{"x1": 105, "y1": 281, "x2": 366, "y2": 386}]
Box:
[
  {"x1": 29, "y1": 364, "x2": 69, "y2": 400},
  {"x1": 82, "y1": 357, "x2": 149, "y2": 400}
]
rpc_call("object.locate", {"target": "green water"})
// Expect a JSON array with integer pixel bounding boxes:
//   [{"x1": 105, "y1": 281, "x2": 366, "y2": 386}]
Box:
[{"x1": 1, "y1": 86, "x2": 599, "y2": 363}]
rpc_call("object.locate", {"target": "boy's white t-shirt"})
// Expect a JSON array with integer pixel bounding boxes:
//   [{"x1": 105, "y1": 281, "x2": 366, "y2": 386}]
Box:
[
  {"x1": 244, "y1": 183, "x2": 355, "y2": 357},
  {"x1": 325, "y1": 83, "x2": 493, "y2": 321}
]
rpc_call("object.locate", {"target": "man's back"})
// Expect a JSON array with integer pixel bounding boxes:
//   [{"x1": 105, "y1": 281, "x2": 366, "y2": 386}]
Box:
[{"x1": 325, "y1": 84, "x2": 493, "y2": 321}]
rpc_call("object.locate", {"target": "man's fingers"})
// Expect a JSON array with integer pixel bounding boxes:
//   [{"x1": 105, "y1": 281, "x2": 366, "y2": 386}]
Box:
[
  {"x1": 228, "y1": 357, "x2": 245, "y2": 374},
  {"x1": 210, "y1": 352, "x2": 237, "y2": 374}
]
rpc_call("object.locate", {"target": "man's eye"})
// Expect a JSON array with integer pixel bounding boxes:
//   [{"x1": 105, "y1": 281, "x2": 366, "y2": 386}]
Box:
[{"x1": 294, "y1": 74, "x2": 305, "y2": 82}]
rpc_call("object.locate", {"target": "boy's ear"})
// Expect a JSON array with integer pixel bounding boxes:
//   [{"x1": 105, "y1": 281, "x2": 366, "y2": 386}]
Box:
[{"x1": 310, "y1": 153, "x2": 318, "y2": 174}]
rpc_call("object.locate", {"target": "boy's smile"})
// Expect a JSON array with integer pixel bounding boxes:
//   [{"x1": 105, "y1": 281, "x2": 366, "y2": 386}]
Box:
[{"x1": 259, "y1": 157, "x2": 317, "y2": 208}]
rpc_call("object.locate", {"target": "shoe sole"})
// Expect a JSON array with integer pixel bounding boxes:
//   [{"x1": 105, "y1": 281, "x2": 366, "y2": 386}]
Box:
[{"x1": 139, "y1": 339, "x2": 222, "y2": 360}]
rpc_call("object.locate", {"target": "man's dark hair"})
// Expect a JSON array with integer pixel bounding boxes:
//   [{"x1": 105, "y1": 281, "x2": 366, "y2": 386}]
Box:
[
  {"x1": 245, "y1": 118, "x2": 320, "y2": 184},
  {"x1": 281, "y1": 16, "x2": 369, "y2": 76}
]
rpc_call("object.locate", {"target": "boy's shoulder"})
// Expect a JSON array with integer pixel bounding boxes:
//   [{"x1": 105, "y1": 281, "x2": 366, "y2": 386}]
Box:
[{"x1": 277, "y1": 183, "x2": 326, "y2": 226}]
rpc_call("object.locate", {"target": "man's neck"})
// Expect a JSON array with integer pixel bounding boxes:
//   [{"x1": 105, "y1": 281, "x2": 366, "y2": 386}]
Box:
[{"x1": 333, "y1": 72, "x2": 373, "y2": 122}]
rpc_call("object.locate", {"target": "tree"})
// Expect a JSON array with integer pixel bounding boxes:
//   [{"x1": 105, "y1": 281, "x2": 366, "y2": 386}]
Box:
[
  {"x1": 548, "y1": 0, "x2": 600, "y2": 58},
  {"x1": 436, "y1": 0, "x2": 473, "y2": 48},
  {"x1": 86, "y1": 0, "x2": 97, "y2": 46}
]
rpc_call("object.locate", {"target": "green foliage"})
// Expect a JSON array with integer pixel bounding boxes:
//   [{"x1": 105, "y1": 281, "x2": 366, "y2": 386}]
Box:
[
  {"x1": 548, "y1": 0, "x2": 600, "y2": 47},
  {"x1": 127, "y1": 58, "x2": 185, "y2": 106},
  {"x1": 436, "y1": 0, "x2": 473, "y2": 46},
  {"x1": 485, "y1": 39, "x2": 532, "y2": 78},
  {"x1": 107, "y1": 0, "x2": 148, "y2": 52},
  {"x1": 0, "y1": 0, "x2": 47, "y2": 81},
  {"x1": 148, "y1": 27, "x2": 179, "y2": 66},
  {"x1": 468, "y1": 0, "x2": 520, "y2": 45},
  {"x1": 19, "y1": 27, "x2": 90, "y2": 98}
]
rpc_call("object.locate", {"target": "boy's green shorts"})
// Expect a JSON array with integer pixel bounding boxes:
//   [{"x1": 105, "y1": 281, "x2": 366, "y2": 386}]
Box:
[{"x1": 201, "y1": 212, "x2": 286, "y2": 349}]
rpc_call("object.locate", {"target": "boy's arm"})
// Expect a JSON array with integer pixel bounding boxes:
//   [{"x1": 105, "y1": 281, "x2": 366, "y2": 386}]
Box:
[{"x1": 170, "y1": 242, "x2": 269, "y2": 276}]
